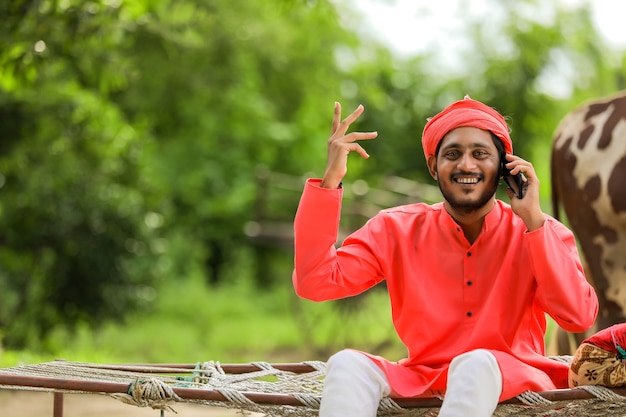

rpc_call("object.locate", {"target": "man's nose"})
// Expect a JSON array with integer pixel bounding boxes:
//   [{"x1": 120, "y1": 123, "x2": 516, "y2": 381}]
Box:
[{"x1": 457, "y1": 153, "x2": 477, "y2": 170}]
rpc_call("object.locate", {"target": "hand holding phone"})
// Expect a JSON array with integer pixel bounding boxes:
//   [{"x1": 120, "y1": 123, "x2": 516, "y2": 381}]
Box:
[{"x1": 501, "y1": 152, "x2": 527, "y2": 199}]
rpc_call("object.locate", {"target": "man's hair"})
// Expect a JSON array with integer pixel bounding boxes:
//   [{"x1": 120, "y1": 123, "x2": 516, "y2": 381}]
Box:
[{"x1": 491, "y1": 132, "x2": 506, "y2": 178}]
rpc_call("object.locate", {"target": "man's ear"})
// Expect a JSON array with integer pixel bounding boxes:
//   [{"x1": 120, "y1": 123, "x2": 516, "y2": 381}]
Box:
[{"x1": 427, "y1": 155, "x2": 438, "y2": 180}]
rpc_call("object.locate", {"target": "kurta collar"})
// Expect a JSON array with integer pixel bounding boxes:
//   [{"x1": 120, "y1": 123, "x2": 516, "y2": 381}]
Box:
[
  {"x1": 438, "y1": 199, "x2": 504, "y2": 243},
  {"x1": 481, "y1": 200, "x2": 504, "y2": 233}
]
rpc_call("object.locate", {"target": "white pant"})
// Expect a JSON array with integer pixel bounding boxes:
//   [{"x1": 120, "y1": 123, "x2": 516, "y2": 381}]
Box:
[{"x1": 319, "y1": 349, "x2": 502, "y2": 417}]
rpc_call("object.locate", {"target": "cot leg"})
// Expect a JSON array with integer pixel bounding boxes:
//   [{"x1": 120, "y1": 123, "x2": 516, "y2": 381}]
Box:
[{"x1": 53, "y1": 392, "x2": 63, "y2": 417}]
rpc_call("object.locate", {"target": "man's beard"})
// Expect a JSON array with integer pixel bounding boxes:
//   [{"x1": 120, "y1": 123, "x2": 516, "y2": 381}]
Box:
[{"x1": 438, "y1": 175, "x2": 499, "y2": 214}]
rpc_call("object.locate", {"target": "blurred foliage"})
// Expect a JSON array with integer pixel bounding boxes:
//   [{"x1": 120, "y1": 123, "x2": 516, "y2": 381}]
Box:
[
  {"x1": 0, "y1": 0, "x2": 161, "y2": 348},
  {"x1": 0, "y1": 0, "x2": 624, "y2": 351},
  {"x1": 339, "y1": 1, "x2": 626, "y2": 188}
]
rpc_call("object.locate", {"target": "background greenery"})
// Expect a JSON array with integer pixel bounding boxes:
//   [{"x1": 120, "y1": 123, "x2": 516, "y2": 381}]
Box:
[{"x1": 0, "y1": 0, "x2": 624, "y2": 366}]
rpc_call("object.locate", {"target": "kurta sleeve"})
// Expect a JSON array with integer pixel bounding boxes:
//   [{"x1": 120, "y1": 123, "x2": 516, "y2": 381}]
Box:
[
  {"x1": 525, "y1": 217, "x2": 598, "y2": 332},
  {"x1": 292, "y1": 179, "x2": 385, "y2": 302}
]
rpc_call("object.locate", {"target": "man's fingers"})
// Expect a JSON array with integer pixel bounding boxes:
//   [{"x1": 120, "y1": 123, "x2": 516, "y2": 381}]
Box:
[
  {"x1": 344, "y1": 131, "x2": 378, "y2": 142},
  {"x1": 509, "y1": 163, "x2": 534, "y2": 179},
  {"x1": 342, "y1": 104, "x2": 364, "y2": 126},
  {"x1": 327, "y1": 135, "x2": 377, "y2": 161},
  {"x1": 504, "y1": 155, "x2": 536, "y2": 178},
  {"x1": 329, "y1": 131, "x2": 378, "y2": 145},
  {"x1": 343, "y1": 142, "x2": 370, "y2": 159},
  {"x1": 327, "y1": 102, "x2": 376, "y2": 159},
  {"x1": 331, "y1": 102, "x2": 341, "y2": 135},
  {"x1": 331, "y1": 104, "x2": 364, "y2": 137},
  {"x1": 322, "y1": 103, "x2": 376, "y2": 188},
  {"x1": 354, "y1": 144, "x2": 370, "y2": 159}
]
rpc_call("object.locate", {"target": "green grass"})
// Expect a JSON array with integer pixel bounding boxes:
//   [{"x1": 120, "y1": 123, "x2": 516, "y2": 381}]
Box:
[
  {"x1": 0, "y1": 277, "x2": 404, "y2": 367},
  {"x1": 0, "y1": 275, "x2": 559, "y2": 368}
]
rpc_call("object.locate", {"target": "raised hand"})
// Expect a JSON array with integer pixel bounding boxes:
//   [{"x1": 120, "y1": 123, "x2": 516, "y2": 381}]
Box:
[{"x1": 320, "y1": 102, "x2": 378, "y2": 189}]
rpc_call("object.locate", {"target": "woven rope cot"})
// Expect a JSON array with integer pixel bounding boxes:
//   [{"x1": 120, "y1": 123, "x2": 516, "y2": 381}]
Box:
[{"x1": 1, "y1": 358, "x2": 625, "y2": 416}]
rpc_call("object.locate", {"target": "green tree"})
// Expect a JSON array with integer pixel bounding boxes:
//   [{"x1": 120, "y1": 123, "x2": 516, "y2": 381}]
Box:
[
  {"x1": 0, "y1": 0, "x2": 362, "y2": 348},
  {"x1": 0, "y1": 0, "x2": 160, "y2": 348},
  {"x1": 112, "y1": 0, "x2": 359, "y2": 287}
]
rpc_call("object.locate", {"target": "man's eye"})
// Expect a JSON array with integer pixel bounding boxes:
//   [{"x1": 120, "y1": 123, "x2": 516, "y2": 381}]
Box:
[{"x1": 445, "y1": 151, "x2": 460, "y2": 159}]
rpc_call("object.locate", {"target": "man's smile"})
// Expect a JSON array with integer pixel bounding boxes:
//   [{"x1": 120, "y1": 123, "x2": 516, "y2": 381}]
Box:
[{"x1": 453, "y1": 175, "x2": 481, "y2": 184}]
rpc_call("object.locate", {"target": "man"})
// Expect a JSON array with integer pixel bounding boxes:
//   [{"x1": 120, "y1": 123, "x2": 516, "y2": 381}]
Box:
[{"x1": 292, "y1": 96, "x2": 599, "y2": 417}]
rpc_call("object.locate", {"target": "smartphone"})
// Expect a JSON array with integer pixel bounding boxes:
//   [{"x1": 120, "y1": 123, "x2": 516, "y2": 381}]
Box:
[{"x1": 501, "y1": 152, "x2": 526, "y2": 199}]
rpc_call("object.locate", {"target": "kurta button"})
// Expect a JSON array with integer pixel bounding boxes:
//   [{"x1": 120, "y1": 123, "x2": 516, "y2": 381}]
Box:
[
  {"x1": 466, "y1": 311, "x2": 472, "y2": 317},
  {"x1": 467, "y1": 252, "x2": 472, "y2": 257},
  {"x1": 467, "y1": 281, "x2": 473, "y2": 286}
]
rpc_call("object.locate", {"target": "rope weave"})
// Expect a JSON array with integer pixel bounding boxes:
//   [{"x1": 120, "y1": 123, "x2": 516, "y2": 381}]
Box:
[
  {"x1": 125, "y1": 378, "x2": 182, "y2": 412},
  {"x1": 515, "y1": 390, "x2": 554, "y2": 406},
  {"x1": 1, "y1": 359, "x2": 625, "y2": 416},
  {"x1": 578, "y1": 384, "x2": 624, "y2": 401},
  {"x1": 218, "y1": 388, "x2": 260, "y2": 408}
]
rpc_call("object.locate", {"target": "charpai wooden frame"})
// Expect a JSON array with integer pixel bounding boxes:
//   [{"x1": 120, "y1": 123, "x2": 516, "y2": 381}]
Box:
[{"x1": 1, "y1": 360, "x2": 625, "y2": 417}]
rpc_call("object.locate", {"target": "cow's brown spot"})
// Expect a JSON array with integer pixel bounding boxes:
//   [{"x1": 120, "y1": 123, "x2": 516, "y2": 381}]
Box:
[
  {"x1": 559, "y1": 137, "x2": 577, "y2": 173},
  {"x1": 578, "y1": 125, "x2": 594, "y2": 149},
  {"x1": 608, "y1": 155, "x2": 626, "y2": 213},
  {"x1": 581, "y1": 174, "x2": 617, "y2": 244},
  {"x1": 583, "y1": 174, "x2": 601, "y2": 203},
  {"x1": 585, "y1": 101, "x2": 611, "y2": 121},
  {"x1": 599, "y1": 96, "x2": 626, "y2": 149}
]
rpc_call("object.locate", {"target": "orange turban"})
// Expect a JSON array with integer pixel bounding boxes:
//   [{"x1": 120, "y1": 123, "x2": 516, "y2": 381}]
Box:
[{"x1": 421, "y1": 96, "x2": 512, "y2": 160}]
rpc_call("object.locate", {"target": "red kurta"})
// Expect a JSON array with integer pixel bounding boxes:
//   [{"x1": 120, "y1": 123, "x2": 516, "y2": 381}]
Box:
[{"x1": 293, "y1": 179, "x2": 598, "y2": 401}]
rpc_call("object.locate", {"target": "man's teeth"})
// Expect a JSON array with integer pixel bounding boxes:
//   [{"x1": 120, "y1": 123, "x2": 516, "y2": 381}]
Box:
[{"x1": 456, "y1": 177, "x2": 479, "y2": 184}]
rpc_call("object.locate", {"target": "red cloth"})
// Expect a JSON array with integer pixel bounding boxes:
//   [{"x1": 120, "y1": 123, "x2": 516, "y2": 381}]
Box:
[
  {"x1": 422, "y1": 96, "x2": 513, "y2": 160},
  {"x1": 584, "y1": 323, "x2": 626, "y2": 356},
  {"x1": 293, "y1": 179, "x2": 598, "y2": 401}
]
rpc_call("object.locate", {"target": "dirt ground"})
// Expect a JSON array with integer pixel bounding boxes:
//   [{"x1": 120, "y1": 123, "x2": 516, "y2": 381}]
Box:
[{"x1": 0, "y1": 390, "x2": 248, "y2": 417}]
